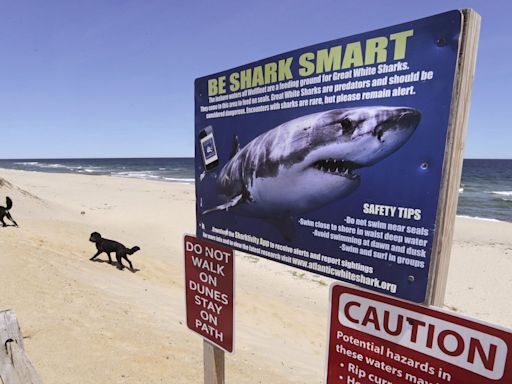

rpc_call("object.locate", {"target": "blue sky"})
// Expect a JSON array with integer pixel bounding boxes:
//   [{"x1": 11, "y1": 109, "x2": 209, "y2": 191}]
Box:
[{"x1": 0, "y1": 1, "x2": 510, "y2": 159}]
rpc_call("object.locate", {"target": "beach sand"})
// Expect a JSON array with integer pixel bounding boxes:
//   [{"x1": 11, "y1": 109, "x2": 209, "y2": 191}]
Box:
[{"x1": 0, "y1": 169, "x2": 510, "y2": 383}]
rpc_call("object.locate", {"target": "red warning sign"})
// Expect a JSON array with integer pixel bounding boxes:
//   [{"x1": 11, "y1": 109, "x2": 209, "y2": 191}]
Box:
[
  {"x1": 184, "y1": 235, "x2": 234, "y2": 352},
  {"x1": 326, "y1": 283, "x2": 512, "y2": 384}
]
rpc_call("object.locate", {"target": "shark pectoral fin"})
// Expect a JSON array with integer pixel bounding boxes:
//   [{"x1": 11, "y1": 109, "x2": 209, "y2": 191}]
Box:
[
  {"x1": 202, "y1": 194, "x2": 244, "y2": 215},
  {"x1": 273, "y1": 216, "x2": 296, "y2": 242}
]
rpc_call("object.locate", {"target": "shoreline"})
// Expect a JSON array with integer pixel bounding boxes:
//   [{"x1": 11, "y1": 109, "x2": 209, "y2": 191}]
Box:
[
  {"x1": 0, "y1": 159, "x2": 196, "y2": 184},
  {"x1": 0, "y1": 168, "x2": 511, "y2": 383}
]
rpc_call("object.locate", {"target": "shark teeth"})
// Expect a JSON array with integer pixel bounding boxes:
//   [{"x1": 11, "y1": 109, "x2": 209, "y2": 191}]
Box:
[{"x1": 313, "y1": 158, "x2": 358, "y2": 177}]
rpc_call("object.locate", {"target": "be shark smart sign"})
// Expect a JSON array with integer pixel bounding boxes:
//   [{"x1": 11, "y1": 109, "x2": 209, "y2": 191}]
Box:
[{"x1": 195, "y1": 11, "x2": 464, "y2": 303}]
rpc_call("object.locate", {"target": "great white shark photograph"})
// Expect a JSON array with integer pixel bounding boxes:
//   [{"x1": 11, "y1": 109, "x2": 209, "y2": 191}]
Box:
[{"x1": 201, "y1": 106, "x2": 421, "y2": 239}]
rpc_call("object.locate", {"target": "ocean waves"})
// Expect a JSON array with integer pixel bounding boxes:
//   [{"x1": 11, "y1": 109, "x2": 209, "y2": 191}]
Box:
[
  {"x1": 457, "y1": 160, "x2": 512, "y2": 222},
  {"x1": 2, "y1": 158, "x2": 195, "y2": 184}
]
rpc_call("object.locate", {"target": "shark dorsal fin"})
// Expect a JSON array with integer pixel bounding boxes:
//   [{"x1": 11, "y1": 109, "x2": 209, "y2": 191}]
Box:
[{"x1": 229, "y1": 135, "x2": 240, "y2": 159}]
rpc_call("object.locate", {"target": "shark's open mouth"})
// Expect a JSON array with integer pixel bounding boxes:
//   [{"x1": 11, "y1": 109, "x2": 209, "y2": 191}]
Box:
[{"x1": 311, "y1": 159, "x2": 360, "y2": 179}]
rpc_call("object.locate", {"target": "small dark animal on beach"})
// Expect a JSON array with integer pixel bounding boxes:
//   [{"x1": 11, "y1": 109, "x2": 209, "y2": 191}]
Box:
[
  {"x1": 89, "y1": 232, "x2": 140, "y2": 270},
  {"x1": 0, "y1": 197, "x2": 18, "y2": 227}
]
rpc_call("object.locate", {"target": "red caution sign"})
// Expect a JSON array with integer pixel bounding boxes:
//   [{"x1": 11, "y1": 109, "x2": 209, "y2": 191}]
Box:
[
  {"x1": 326, "y1": 284, "x2": 512, "y2": 384},
  {"x1": 184, "y1": 235, "x2": 234, "y2": 352}
]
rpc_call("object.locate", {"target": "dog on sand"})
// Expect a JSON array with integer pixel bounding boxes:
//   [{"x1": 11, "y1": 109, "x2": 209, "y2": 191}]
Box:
[
  {"x1": 89, "y1": 232, "x2": 140, "y2": 270},
  {"x1": 0, "y1": 197, "x2": 18, "y2": 227}
]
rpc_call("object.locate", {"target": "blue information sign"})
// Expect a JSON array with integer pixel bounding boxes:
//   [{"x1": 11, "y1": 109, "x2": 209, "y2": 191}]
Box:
[{"x1": 194, "y1": 11, "x2": 463, "y2": 302}]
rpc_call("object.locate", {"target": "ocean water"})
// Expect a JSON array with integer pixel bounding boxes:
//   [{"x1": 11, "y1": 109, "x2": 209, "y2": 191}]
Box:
[
  {"x1": 458, "y1": 159, "x2": 512, "y2": 222},
  {"x1": 0, "y1": 158, "x2": 510, "y2": 222},
  {"x1": 0, "y1": 158, "x2": 195, "y2": 183}
]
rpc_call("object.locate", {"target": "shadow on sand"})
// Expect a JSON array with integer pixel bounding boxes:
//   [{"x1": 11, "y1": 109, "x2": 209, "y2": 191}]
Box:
[{"x1": 89, "y1": 258, "x2": 140, "y2": 273}]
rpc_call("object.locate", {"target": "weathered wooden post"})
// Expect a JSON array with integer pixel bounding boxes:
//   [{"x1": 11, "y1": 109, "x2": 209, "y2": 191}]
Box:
[
  {"x1": 0, "y1": 309, "x2": 42, "y2": 384},
  {"x1": 203, "y1": 340, "x2": 225, "y2": 384},
  {"x1": 426, "y1": 8, "x2": 481, "y2": 307}
]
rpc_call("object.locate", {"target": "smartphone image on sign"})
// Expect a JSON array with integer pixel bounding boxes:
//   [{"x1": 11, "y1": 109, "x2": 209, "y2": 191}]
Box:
[{"x1": 199, "y1": 126, "x2": 219, "y2": 171}]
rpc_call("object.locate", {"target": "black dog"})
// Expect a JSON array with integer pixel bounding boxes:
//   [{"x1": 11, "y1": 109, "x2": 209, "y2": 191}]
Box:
[
  {"x1": 89, "y1": 232, "x2": 140, "y2": 270},
  {"x1": 0, "y1": 197, "x2": 18, "y2": 227}
]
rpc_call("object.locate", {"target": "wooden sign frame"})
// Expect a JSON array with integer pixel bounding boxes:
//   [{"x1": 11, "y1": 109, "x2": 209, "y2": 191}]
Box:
[{"x1": 426, "y1": 9, "x2": 481, "y2": 306}]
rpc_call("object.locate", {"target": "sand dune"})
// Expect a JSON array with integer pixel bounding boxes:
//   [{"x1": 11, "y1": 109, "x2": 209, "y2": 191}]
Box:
[{"x1": 0, "y1": 169, "x2": 510, "y2": 383}]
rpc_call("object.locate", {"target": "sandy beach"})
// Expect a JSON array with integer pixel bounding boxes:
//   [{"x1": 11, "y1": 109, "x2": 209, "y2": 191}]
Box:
[{"x1": 0, "y1": 168, "x2": 510, "y2": 384}]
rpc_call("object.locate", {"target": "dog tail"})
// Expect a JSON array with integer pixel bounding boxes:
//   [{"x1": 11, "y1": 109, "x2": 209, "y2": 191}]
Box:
[
  {"x1": 127, "y1": 246, "x2": 140, "y2": 255},
  {"x1": 5, "y1": 197, "x2": 13, "y2": 210}
]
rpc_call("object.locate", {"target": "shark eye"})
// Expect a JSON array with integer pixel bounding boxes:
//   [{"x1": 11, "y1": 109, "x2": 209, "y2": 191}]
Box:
[{"x1": 340, "y1": 118, "x2": 354, "y2": 132}]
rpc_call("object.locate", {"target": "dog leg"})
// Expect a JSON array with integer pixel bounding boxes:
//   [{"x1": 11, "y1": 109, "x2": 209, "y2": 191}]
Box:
[
  {"x1": 116, "y1": 254, "x2": 125, "y2": 270},
  {"x1": 1, "y1": 217, "x2": 6, "y2": 227},
  {"x1": 107, "y1": 253, "x2": 113, "y2": 264},
  {"x1": 122, "y1": 255, "x2": 134, "y2": 271},
  {"x1": 90, "y1": 251, "x2": 102, "y2": 260},
  {"x1": 6, "y1": 213, "x2": 18, "y2": 227}
]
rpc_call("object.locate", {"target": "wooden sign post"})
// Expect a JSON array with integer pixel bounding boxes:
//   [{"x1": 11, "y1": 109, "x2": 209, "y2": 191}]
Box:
[
  {"x1": 204, "y1": 340, "x2": 225, "y2": 384},
  {"x1": 427, "y1": 9, "x2": 481, "y2": 307}
]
